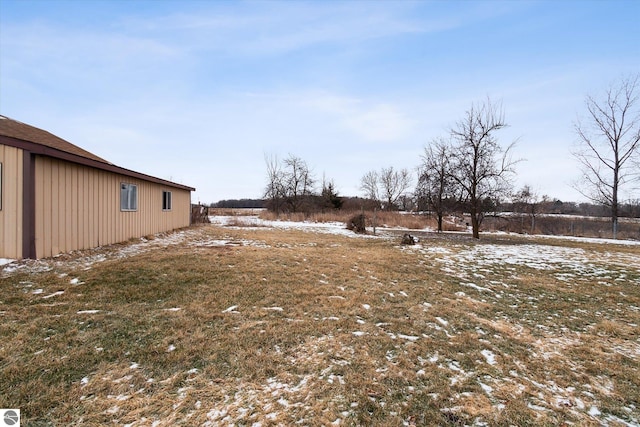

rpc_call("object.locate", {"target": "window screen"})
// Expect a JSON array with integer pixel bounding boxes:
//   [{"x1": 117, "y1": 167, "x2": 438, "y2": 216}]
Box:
[
  {"x1": 162, "y1": 190, "x2": 172, "y2": 211},
  {"x1": 120, "y1": 183, "x2": 138, "y2": 211}
]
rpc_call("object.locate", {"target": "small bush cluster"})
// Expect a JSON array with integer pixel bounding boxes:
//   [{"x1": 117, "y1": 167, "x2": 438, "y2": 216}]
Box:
[{"x1": 346, "y1": 214, "x2": 367, "y2": 233}]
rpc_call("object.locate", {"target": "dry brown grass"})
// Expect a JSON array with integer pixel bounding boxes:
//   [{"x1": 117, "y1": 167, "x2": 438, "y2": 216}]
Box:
[
  {"x1": 258, "y1": 209, "x2": 441, "y2": 231},
  {"x1": 1, "y1": 223, "x2": 639, "y2": 426}
]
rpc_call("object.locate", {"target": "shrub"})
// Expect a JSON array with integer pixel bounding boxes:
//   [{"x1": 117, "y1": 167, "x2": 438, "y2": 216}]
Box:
[{"x1": 346, "y1": 214, "x2": 367, "y2": 233}]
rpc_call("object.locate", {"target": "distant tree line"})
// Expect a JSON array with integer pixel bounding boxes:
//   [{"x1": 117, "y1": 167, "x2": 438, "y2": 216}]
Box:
[{"x1": 211, "y1": 199, "x2": 265, "y2": 209}]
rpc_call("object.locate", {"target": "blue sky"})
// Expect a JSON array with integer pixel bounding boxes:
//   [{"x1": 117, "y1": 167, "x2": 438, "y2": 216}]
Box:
[{"x1": 1, "y1": 0, "x2": 639, "y2": 204}]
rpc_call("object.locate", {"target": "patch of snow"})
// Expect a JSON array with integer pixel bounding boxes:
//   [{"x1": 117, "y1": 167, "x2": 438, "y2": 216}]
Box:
[
  {"x1": 481, "y1": 349, "x2": 497, "y2": 365},
  {"x1": 398, "y1": 334, "x2": 420, "y2": 341},
  {"x1": 588, "y1": 406, "x2": 601, "y2": 417},
  {"x1": 77, "y1": 310, "x2": 100, "y2": 314},
  {"x1": 263, "y1": 306, "x2": 284, "y2": 311},
  {"x1": 435, "y1": 317, "x2": 449, "y2": 327},
  {"x1": 42, "y1": 291, "x2": 64, "y2": 299},
  {"x1": 478, "y1": 381, "x2": 493, "y2": 394},
  {"x1": 362, "y1": 304, "x2": 371, "y2": 310},
  {"x1": 210, "y1": 214, "x2": 385, "y2": 239},
  {"x1": 222, "y1": 305, "x2": 238, "y2": 313},
  {"x1": 0, "y1": 258, "x2": 15, "y2": 266},
  {"x1": 106, "y1": 405, "x2": 120, "y2": 414},
  {"x1": 460, "y1": 282, "x2": 492, "y2": 292}
]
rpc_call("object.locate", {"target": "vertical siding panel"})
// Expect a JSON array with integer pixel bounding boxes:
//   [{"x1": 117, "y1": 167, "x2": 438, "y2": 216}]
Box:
[
  {"x1": 0, "y1": 146, "x2": 5, "y2": 254},
  {"x1": 39, "y1": 159, "x2": 51, "y2": 257},
  {"x1": 94, "y1": 170, "x2": 100, "y2": 246},
  {"x1": 57, "y1": 160, "x2": 64, "y2": 254},
  {"x1": 111, "y1": 174, "x2": 117, "y2": 245},
  {"x1": 0, "y1": 145, "x2": 23, "y2": 259},
  {"x1": 43, "y1": 158, "x2": 52, "y2": 258},
  {"x1": 109, "y1": 173, "x2": 114, "y2": 245},
  {"x1": 84, "y1": 167, "x2": 90, "y2": 249},
  {"x1": 102, "y1": 172, "x2": 107, "y2": 245},
  {"x1": 34, "y1": 157, "x2": 43, "y2": 258},
  {"x1": 88, "y1": 169, "x2": 95, "y2": 247},
  {"x1": 101, "y1": 172, "x2": 107, "y2": 245},
  {"x1": 85, "y1": 167, "x2": 91, "y2": 249},
  {"x1": 15, "y1": 149, "x2": 24, "y2": 258},
  {"x1": 77, "y1": 166, "x2": 85, "y2": 250},
  {"x1": 62, "y1": 162, "x2": 70, "y2": 253},
  {"x1": 72, "y1": 164, "x2": 77, "y2": 251},
  {"x1": 94, "y1": 170, "x2": 99, "y2": 246},
  {"x1": 112, "y1": 176, "x2": 116, "y2": 243},
  {"x1": 81, "y1": 167, "x2": 88, "y2": 249},
  {"x1": 0, "y1": 147, "x2": 4, "y2": 254},
  {"x1": 51, "y1": 160, "x2": 59, "y2": 255}
]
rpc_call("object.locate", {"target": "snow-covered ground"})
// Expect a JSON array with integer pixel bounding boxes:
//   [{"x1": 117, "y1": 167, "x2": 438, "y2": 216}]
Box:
[
  {"x1": 2, "y1": 214, "x2": 638, "y2": 277},
  {"x1": 208, "y1": 215, "x2": 384, "y2": 238}
]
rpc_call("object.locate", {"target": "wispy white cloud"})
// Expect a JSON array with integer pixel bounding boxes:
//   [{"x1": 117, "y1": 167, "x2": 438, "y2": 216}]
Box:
[
  {"x1": 116, "y1": 1, "x2": 451, "y2": 56},
  {"x1": 303, "y1": 92, "x2": 415, "y2": 142}
]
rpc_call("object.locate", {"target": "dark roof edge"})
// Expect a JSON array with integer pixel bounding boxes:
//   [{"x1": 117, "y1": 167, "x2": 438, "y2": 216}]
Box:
[{"x1": 1, "y1": 135, "x2": 195, "y2": 192}]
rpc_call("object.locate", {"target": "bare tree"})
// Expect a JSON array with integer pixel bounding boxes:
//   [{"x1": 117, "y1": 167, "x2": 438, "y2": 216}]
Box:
[
  {"x1": 361, "y1": 167, "x2": 412, "y2": 210},
  {"x1": 417, "y1": 138, "x2": 457, "y2": 232},
  {"x1": 379, "y1": 167, "x2": 412, "y2": 210},
  {"x1": 264, "y1": 153, "x2": 285, "y2": 213},
  {"x1": 512, "y1": 185, "x2": 540, "y2": 234},
  {"x1": 573, "y1": 74, "x2": 640, "y2": 239},
  {"x1": 263, "y1": 153, "x2": 315, "y2": 213},
  {"x1": 449, "y1": 98, "x2": 518, "y2": 239},
  {"x1": 282, "y1": 154, "x2": 315, "y2": 212},
  {"x1": 360, "y1": 170, "x2": 380, "y2": 204}
]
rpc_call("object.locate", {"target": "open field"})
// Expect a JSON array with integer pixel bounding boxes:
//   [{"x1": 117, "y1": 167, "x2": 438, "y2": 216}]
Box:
[{"x1": 1, "y1": 217, "x2": 639, "y2": 426}]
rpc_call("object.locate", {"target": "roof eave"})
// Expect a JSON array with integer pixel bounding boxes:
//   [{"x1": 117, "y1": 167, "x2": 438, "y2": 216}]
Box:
[{"x1": 0, "y1": 135, "x2": 195, "y2": 192}]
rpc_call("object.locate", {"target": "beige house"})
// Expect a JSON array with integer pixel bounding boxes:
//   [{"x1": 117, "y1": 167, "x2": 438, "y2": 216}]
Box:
[{"x1": 0, "y1": 115, "x2": 195, "y2": 260}]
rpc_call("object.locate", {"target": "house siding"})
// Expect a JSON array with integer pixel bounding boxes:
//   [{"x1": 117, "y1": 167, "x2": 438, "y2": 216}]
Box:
[
  {"x1": 0, "y1": 144, "x2": 23, "y2": 259},
  {"x1": 34, "y1": 156, "x2": 191, "y2": 258}
]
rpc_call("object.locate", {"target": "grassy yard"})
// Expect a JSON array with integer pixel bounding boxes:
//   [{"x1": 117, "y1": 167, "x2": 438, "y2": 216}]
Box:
[{"x1": 1, "y1": 221, "x2": 639, "y2": 426}]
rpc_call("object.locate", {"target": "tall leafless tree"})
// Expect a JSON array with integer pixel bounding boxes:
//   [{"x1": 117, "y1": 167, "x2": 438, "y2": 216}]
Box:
[
  {"x1": 360, "y1": 167, "x2": 412, "y2": 210},
  {"x1": 573, "y1": 74, "x2": 640, "y2": 239},
  {"x1": 449, "y1": 98, "x2": 518, "y2": 239},
  {"x1": 417, "y1": 138, "x2": 457, "y2": 232},
  {"x1": 360, "y1": 170, "x2": 380, "y2": 203},
  {"x1": 282, "y1": 154, "x2": 315, "y2": 212},
  {"x1": 263, "y1": 153, "x2": 315, "y2": 213},
  {"x1": 379, "y1": 167, "x2": 412, "y2": 210},
  {"x1": 264, "y1": 153, "x2": 285, "y2": 213}
]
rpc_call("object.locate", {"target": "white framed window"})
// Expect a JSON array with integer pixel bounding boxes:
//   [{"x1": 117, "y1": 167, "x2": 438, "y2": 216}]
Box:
[
  {"x1": 162, "y1": 190, "x2": 172, "y2": 211},
  {"x1": 120, "y1": 183, "x2": 138, "y2": 211}
]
